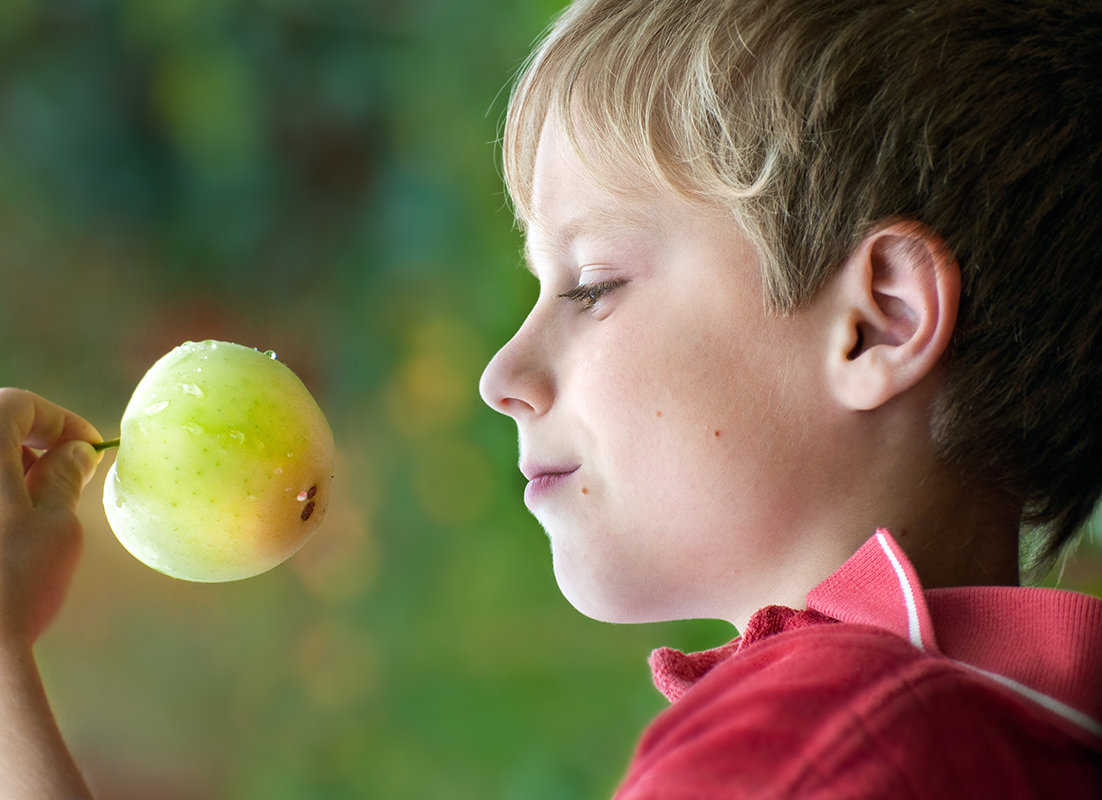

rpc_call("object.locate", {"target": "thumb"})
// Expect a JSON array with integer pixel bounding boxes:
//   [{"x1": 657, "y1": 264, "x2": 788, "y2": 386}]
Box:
[{"x1": 25, "y1": 440, "x2": 101, "y2": 511}]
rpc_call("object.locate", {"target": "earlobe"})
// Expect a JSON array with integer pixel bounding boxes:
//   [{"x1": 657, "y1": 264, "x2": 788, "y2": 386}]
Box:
[{"x1": 827, "y1": 221, "x2": 960, "y2": 411}]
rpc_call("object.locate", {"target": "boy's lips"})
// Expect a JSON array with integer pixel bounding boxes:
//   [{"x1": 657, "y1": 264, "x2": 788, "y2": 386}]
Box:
[{"x1": 520, "y1": 463, "x2": 580, "y2": 508}]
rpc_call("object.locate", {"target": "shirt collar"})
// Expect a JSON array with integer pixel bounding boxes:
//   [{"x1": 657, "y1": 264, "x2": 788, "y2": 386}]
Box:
[
  {"x1": 650, "y1": 530, "x2": 1102, "y2": 741},
  {"x1": 806, "y1": 530, "x2": 938, "y2": 651},
  {"x1": 807, "y1": 529, "x2": 1102, "y2": 741}
]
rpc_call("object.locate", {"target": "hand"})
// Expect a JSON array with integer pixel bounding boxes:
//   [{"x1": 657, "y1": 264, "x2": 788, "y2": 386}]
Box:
[{"x1": 0, "y1": 389, "x2": 102, "y2": 649}]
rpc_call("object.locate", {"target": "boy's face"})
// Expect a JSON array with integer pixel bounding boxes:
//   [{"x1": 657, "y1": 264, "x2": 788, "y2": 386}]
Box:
[{"x1": 480, "y1": 118, "x2": 838, "y2": 627}]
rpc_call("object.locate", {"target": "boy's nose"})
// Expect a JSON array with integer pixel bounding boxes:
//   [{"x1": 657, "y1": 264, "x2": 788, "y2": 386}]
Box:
[{"x1": 479, "y1": 321, "x2": 554, "y2": 419}]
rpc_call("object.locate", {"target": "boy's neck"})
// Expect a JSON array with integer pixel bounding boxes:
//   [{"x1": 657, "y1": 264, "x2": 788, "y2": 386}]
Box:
[
  {"x1": 843, "y1": 428, "x2": 1023, "y2": 590},
  {"x1": 818, "y1": 382, "x2": 1023, "y2": 595},
  {"x1": 894, "y1": 483, "x2": 1022, "y2": 590}
]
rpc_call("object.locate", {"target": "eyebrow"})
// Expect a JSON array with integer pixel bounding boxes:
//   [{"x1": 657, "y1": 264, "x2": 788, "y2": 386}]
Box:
[{"x1": 521, "y1": 206, "x2": 659, "y2": 275}]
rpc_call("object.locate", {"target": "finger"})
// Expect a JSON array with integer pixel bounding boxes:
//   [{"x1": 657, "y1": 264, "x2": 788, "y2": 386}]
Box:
[
  {"x1": 0, "y1": 388, "x2": 102, "y2": 451},
  {"x1": 24, "y1": 440, "x2": 101, "y2": 512},
  {"x1": 0, "y1": 389, "x2": 102, "y2": 505},
  {"x1": 22, "y1": 446, "x2": 37, "y2": 475}
]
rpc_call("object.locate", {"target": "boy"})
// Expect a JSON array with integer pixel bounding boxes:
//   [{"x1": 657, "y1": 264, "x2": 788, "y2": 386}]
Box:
[
  {"x1": 478, "y1": 0, "x2": 1102, "y2": 795},
  {"x1": 0, "y1": 0, "x2": 1099, "y2": 796}
]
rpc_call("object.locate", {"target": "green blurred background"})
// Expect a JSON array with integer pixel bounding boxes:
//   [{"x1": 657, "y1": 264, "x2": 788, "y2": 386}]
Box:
[{"x1": 0, "y1": 2, "x2": 1098, "y2": 798}]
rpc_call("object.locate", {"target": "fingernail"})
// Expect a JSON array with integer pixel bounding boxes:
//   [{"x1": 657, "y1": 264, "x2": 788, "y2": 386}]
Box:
[{"x1": 71, "y1": 440, "x2": 98, "y2": 475}]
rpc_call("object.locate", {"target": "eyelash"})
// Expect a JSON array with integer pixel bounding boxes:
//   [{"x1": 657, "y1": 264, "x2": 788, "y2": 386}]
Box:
[{"x1": 557, "y1": 279, "x2": 627, "y2": 312}]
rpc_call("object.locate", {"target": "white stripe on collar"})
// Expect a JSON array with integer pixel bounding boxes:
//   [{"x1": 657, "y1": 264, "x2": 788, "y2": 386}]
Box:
[
  {"x1": 956, "y1": 661, "x2": 1102, "y2": 740},
  {"x1": 876, "y1": 531, "x2": 925, "y2": 651}
]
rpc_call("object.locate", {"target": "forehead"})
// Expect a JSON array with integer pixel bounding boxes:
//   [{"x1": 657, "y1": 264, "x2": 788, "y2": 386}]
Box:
[
  {"x1": 522, "y1": 118, "x2": 667, "y2": 265},
  {"x1": 522, "y1": 205, "x2": 663, "y2": 267}
]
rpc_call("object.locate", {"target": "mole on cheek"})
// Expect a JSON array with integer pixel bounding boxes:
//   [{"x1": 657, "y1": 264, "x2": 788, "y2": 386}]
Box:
[
  {"x1": 714, "y1": 430, "x2": 721, "y2": 438},
  {"x1": 581, "y1": 487, "x2": 589, "y2": 495},
  {"x1": 656, "y1": 410, "x2": 663, "y2": 418}
]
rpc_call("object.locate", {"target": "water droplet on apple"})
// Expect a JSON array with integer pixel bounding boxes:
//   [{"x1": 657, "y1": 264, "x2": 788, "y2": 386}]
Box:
[
  {"x1": 183, "y1": 423, "x2": 204, "y2": 436},
  {"x1": 144, "y1": 400, "x2": 170, "y2": 415},
  {"x1": 181, "y1": 383, "x2": 204, "y2": 398},
  {"x1": 229, "y1": 430, "x2": 245, "y2": 444},
  {"x1": 109, "y1": 473, "x2": 125, "y2": 508}
]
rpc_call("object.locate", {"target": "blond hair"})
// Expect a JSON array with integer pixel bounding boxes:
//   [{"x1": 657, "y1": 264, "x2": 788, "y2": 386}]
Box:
[{"x1": 503, "y1": 0, "x2": 1102, "y2": 574}]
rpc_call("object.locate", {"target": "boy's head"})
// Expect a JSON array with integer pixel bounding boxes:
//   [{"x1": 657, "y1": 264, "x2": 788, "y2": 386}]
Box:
[{"x1": 500, "y1": 0, "x2": 1102, "y2": 576}]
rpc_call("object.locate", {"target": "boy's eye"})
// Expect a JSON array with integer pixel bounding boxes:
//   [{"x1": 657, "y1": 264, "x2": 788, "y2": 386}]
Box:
[{"x1": 558, "y1": 279, "x2": 627, "y2": 312}]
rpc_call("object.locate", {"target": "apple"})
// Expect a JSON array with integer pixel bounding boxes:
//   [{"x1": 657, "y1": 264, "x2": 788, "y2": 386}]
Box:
[{"x1": 102, "y1": 340, "x2": 335, "y2": 582}]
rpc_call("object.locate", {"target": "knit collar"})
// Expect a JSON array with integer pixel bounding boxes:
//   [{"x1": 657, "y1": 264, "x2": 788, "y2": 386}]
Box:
[{"x1": 649, "y1": 530, "x2": 1102, "y2": 742}]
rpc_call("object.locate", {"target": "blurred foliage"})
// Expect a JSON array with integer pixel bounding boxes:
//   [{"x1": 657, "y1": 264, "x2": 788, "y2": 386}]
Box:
[{"x1": 0, "y1": 2, "x2": 1099, "y2": 798}]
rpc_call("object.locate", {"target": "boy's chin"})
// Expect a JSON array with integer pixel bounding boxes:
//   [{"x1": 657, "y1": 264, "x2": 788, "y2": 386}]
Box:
[{"x1": 553, "y1": 563, "x2": 671, "y2": 625}]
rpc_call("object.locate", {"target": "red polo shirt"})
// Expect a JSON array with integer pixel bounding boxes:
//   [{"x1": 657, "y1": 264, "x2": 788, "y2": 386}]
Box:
[{"x1": 614, "y1": 531, "x2": 1102, "y2": 799}]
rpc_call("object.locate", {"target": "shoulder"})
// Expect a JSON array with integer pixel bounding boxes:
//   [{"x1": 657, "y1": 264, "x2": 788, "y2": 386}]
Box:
[{"x1": 615, "y1": 623, "x2": 1102, "y2": 799}]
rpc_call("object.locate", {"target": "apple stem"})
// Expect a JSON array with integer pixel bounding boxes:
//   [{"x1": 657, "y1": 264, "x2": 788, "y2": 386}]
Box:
[{"x1": 93, "y1": 438, "x2": 121, "y2": 452}]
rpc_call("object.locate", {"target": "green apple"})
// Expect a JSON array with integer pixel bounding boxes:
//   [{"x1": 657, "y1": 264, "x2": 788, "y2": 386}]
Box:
[{"x1": 103, "y1": 340, "x2": 335, "y2": 582}]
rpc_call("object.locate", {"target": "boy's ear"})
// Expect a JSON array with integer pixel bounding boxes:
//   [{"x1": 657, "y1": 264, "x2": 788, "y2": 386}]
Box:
[{"x1": 824, "y1": 221, "x2": 960, "y2": 411}]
